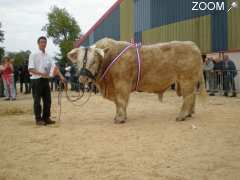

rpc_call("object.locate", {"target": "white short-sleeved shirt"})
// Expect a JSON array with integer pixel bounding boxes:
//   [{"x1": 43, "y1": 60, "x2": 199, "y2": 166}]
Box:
[{"x1": 28, "y1": 50, "x2": 55, "y2": 79}]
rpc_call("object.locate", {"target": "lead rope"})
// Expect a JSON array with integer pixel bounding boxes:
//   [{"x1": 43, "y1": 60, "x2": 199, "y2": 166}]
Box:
[
  {"x1": 57, "y1": 85, "x2": 63, "y2": 121},
  {"x1": 57, "y1": 81, "x2": 93, "y2": 121}
]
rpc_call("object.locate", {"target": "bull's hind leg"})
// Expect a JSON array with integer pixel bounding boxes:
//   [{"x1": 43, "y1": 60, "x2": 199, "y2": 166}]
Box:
[
  {"x1": 176, "y1": 93, "x2": 195, "y2": 121},
  {"x1": 176, "y1": 81, "x2": 195, "y2": 121},
  {"x1": 189, "y1": 93, "x2": 196, "y2": 116}
]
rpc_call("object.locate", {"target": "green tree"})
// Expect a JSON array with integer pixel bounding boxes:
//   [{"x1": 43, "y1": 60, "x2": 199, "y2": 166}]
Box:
[
  {"x1": 0, "y1": 22, "x2": 5, "y2": 62},
  {"x1": 42, "y1": 6, "x2": 81, "y2": 65},
  {"x1": 8, "y1": 50, "x2": 31, "y2": 66},
  {"x1": 0, "y1": 22, "x2": 4, "y2": 43},
  {"x1": 0, "y1": 47, "x2": 4, "y2": 63}
]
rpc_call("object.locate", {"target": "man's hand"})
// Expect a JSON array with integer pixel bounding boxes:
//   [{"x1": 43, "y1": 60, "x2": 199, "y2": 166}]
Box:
[
  {"x1": 54, "y1": 67, "x2": 67, "y2": 83},
  {"x1": 41, "y1": 72, "x2": 49, "y2": 79},
  {"x1": 29, "y1": 68, "x2": 50, "y2": 78},
  {"x1": 60, "y1": 75, "x2": 67, "y2": 83}
]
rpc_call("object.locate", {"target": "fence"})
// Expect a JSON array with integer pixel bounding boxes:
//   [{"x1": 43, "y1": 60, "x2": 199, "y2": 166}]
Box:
[{"x1": 204, "y1": 70, "x2": 240, "y2": 94}]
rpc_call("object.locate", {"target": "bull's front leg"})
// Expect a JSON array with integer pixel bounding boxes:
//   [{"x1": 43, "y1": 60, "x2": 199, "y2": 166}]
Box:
[{"x1": 114, "y1": 93, "x2": 129, "y2": 124}]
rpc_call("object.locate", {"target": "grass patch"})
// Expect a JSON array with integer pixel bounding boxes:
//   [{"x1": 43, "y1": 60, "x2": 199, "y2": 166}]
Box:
[{"x1": 0, "y1": 106, "x2": 31, "y2": 116}]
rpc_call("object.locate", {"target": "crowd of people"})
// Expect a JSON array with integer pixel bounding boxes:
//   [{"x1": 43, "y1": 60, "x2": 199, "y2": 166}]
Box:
[
  {"x1": 0, "y1": 58, "x2": 98, "y2": 101},
  {"x1": 203, "y1": 54, "x2": 238, "y2": 97},
  {"x1": 0, "y1": 56, "x2": 16, "y2": 100},
  {"x1": 0, "y1": 57, "x2": 32, "y2": 100}
]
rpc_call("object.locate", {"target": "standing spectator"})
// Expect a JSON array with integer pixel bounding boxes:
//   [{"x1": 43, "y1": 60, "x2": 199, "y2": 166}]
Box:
[
  {"x1": 23, "y1": 60, "x2": 31, "y2": 94},
  {"x1": 64, "y1": 65, "x2": 71, "y2": 82},
  {"x1": 1, "y1": 56, "x2": 16, "y2": 100},
  {"x1": 18, "y1": 61, "x2": 31, "y2": 94},
  {"x1": 0, "y1": 76, "x2": 4, "y2": 97},
  {"x1": 0, "y1": 64, "x2": 4, "y2": 97},
  {"x1": 50, "y1": 77, "x2": 54, "y2": 91},
  {"x1": 204, "y1": 57, "x2": 215, "y2": 96},
  {"x1": 222, "y1": 55, "x2": 237, "y2": 97},
  {"x1": 18, "y1": 64, "x2": 25, "y2": 93},
  {"x1": 51, "y1": 76, "x2": 60, "y2": 91},
  {"x1": 70, "y1": 64, "x2": 77, "y2": 91},
  {"x1": 214, "y1": 58, "x2": 224, "y2": 92},
  {"x1": 13, "y1": 64, "x2": 19, "y2": 93},
  {"x1": 202, "y1": 54, "x2": 207, "y2": 87}
]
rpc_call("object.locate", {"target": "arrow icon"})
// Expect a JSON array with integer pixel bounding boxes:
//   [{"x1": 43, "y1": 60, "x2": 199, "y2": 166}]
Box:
[{"x1": 228, "y1": 1, "x2": 238, "y2": 12}]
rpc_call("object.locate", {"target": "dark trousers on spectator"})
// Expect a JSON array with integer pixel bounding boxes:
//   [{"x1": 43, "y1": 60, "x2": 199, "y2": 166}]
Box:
[
  {"x1": 31, "y1": 78, "x2": 51, "y2": 121},
  {"x1": 223, "y1": 75, "x2": 236, "y2": 93},
  {"x1": 20, "y1": 81, "x2": 31, "y2": 93},
  {"x1": 0, "y1": 78, "x2": 4, "y2": 97}
]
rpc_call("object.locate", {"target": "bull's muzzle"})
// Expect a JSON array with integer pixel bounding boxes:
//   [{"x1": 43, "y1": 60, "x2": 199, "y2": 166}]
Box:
[{"x1": 79, "y1": 68, "x2": 96, "y2": 81}]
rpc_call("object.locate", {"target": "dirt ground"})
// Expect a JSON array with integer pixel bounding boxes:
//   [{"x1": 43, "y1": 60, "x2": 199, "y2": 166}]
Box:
[{"x1": 0, "y1": 91, "x2": 240, "y2": 180}]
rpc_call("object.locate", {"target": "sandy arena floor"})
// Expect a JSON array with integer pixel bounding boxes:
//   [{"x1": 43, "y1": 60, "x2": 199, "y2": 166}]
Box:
[{"x1": 0, "y1": 91, "x2": 240, "y2": 180}]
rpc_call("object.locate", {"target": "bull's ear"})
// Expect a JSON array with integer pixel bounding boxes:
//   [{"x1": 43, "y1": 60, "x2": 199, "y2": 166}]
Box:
[
  {"x1": 67, "y1": 49, "x2": 78, "y2": 63},
  {"x1": 95, "y1": 48, "x2": 105, "y2": 58},
  {"x1": 103, "y1": 47, "x2": 110, "y2": 54}
]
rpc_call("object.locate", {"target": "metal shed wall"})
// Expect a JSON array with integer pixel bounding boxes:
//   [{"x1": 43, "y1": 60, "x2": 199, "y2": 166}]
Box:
[
  {"x1": 81, "y1": 36, "x2": 90, "y2": 46},
  {"x1": 78, "y1": 0, "x2": 239, "y2": 52},
  {"x1": 120, "y1": 0, "x2": 134, "y2": 41},
  {"x1": 93, "y1": 6, "x2": 120, "y2": 42},
  {"x1": 89, "y1": 33, "x2": 95, "y2": 45},
  {"x1": 134, "y1": 0, "x2": 151, "y2": 32},
  {"x1": 150, "y1": 0, "x2": 210, "y2": 29},
  {"x1": 142, "y1": 15, "x2": 211, "y2": 53},
  {"x1": 211, "y1": 9, "x2": 228, "y2": 52},
  {"x1": 227, "y1": 0, "x2": 240, "y2": 50}
]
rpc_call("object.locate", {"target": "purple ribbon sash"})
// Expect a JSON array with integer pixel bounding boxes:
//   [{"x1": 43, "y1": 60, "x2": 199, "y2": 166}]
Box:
[{"x1": 100, "y1": 42, "x2": 142, "y2": 90}]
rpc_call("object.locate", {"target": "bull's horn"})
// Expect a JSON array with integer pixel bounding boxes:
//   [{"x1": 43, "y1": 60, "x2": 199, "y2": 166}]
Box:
[{"x1": 95, "y1": 48, "x2": 105, "y2": 58}]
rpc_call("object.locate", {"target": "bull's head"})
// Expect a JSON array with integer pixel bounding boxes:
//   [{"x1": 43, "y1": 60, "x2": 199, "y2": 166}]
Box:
[{"x1": 67, "y1": 47, "x2": 105, "y2": 84}]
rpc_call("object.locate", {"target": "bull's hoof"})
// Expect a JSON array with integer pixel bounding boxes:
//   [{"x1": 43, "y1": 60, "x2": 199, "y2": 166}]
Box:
[
  {"x1": 176, "y1": 117, "x2": 186, "y2": 121},
  {"x1": 114, "y1": 120, "x2": 126, "y2": 124},
  {"x1": 176, "y1": 113, "x2": 193, "y2": 121},
  {"x1": 114, "y1": 117, "x2": 126, "y2": 124}
]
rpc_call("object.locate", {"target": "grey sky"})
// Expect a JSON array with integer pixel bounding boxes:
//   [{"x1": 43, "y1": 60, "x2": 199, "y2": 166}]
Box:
[{"x1": 0, "y1": 0, "x2": 116, "y2": 56}]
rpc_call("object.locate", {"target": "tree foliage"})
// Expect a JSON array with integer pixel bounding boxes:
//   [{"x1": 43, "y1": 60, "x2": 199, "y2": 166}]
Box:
[
  {"x1": 42, "y1": 6, "x2": 81, "y2": 65},
  {"x1": 0, "y1": 22, "x2": 4, "y2": 43},
  {"x1": 8, "y1": 50, "x2": 31, "y2": 66},
  {"x1": 0, "y1": 47, "x2": 4, "y2": 63},
  {"x1": 0, "y1": 22, "x2": 5, "y2": 62}
]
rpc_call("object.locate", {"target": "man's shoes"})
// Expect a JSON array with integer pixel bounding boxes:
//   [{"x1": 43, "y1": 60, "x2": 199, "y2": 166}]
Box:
[
  {"x1": 36, "y1": 120, "x2": 47, "y2": 126},
  {"x1": 224, "y1": 92, "x2": 228, "y2": 97},
  {"x1": 4, "y1": 98, "x2": 10, "y2": 101},
  {"x1": 209, "y1": 93, "x2": 215, "y2": 96},
  {"x1": 231, "y1": 92, "x2": 237, "y2": 97},
  {"x1": 45, "y1": 118, "x2": 56, "y2": 125}
]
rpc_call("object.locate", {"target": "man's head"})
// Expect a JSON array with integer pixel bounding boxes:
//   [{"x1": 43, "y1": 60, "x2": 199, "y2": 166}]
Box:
[
  {"x1": 37, "y1": 36, "x2": 47, "y2": 52},
  {"x1": 2, "y1": 56, "x2": 12, "y2": 65},
  {"x1": 223, "y1": 54, "x2": 229, "y2": 61}
]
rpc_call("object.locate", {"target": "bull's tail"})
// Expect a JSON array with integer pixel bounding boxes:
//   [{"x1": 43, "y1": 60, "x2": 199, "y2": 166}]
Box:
[
  {"x1": 198, "y1": 72, "x2": 208, "y2": 102},
  {"x1": 158, "y1": 93, "x2": 163, "y2": 102}
]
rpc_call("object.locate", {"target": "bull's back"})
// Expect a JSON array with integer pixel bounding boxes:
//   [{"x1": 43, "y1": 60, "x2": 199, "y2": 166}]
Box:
[
  {"x1": 138, "y1": 41, "x2": 202, "y2": 92},
  {"x1": 141, "y1": 41, "x2": 202, "y2": 74}
]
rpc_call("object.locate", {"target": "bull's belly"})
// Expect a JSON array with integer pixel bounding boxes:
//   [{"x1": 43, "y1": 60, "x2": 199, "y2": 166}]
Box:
[{"x1": 138, "y1": 77, "x2": 175, "y2": 93}]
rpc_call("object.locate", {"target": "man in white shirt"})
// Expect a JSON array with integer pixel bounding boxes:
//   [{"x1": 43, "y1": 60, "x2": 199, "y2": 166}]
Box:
[{"x1": 28, "y1": 36, "x2": 65, "y2": 126}]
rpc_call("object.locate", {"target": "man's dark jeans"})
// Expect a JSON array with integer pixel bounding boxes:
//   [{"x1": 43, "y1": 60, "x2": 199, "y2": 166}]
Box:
[{"x1": 31, "y1": 78, "x2": 51, "y2": 121}]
